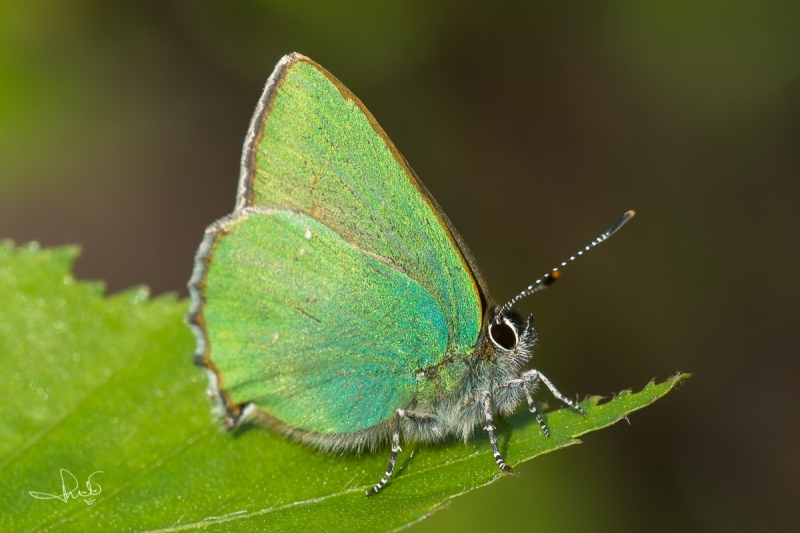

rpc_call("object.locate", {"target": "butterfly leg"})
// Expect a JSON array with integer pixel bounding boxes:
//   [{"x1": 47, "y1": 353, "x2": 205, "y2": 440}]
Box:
[
  {"x1": 365, "y1": 424, "x2": 401, "y2": 498},
  {"x1": 219, "y1": 401, "x2": 256, "y2": 431},
  {"x1": 521, "y1": 369, "x2": 586, "y2": 417},
  {"x1": 498, "y1": 378, "x2": 549, "y2": 438},
  {"x1": 482, "y1": 391, "x2": 513, "y2": 473}
]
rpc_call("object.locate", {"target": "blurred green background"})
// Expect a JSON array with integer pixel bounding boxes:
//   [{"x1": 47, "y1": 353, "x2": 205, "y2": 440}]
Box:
[{"x1": 1, "y1": 1, "x2": 798, "y2": 531}]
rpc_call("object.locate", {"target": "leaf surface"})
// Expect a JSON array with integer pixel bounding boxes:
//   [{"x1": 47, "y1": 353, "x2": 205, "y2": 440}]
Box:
[{"x1": 0, "y1": 242, "x2": 688, "y2": 532}]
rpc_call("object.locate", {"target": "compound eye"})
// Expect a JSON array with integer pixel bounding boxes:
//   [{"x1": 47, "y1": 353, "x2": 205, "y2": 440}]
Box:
[{"x1": 489, "y1": 319, "x2": 518, "y2": 350}]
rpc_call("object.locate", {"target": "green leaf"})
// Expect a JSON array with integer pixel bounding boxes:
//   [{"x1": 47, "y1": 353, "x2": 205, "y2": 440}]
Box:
[{"x1": 0, "y1": 242, "x2": 688, "y2": 532}]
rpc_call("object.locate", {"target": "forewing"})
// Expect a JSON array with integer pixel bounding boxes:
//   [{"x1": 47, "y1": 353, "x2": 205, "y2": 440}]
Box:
[
  {"x1": 198, "y1": 208, "x2": 448, "y2": 434},
  {"x1": 238, "y1": 53, "x2": 484, "y2": 355}
]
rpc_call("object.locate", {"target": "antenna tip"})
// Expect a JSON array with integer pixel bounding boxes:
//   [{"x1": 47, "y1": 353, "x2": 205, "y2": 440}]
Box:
[{"x1": 626, "y1": 210, "x2": 636, "y2": 218}]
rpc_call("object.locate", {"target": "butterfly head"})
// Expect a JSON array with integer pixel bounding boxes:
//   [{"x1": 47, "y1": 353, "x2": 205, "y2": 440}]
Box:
[{"x1": 485, "y1": 308, "x2": 537, "y2": 369}]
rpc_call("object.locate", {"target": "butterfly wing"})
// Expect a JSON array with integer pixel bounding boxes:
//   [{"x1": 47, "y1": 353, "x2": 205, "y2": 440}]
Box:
[
  {"x1": 190, "y1": 53, "x2": 486, "y2": 435},
  {"x1": 239, "y1": 54, "x2": 487, "y2": 351},
  {"x1": 196, "y1": 207, "x2": 448, "y2": 434}
]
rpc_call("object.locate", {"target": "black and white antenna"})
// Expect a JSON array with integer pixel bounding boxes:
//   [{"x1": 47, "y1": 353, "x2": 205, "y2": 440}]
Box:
[{"x1": 494, "y1": 210, "x2": 635, "y2": 322}]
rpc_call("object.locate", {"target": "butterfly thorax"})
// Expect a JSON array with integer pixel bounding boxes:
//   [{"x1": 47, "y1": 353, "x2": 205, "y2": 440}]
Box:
[{"x1": 401, "y1": 310, "x2": 539, "y2": 444}]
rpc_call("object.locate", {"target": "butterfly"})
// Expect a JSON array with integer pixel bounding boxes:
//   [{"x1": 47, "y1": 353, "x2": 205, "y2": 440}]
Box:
[{"x1": 187, "y1": 52, "x2": 634, "y2": 497}]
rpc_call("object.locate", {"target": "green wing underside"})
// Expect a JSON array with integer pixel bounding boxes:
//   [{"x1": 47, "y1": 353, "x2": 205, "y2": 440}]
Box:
[
  {"x1": 204, "y1": 208, "x2": 448, "y2": 434},
  {"x1": 241, "y1": 56, "x2": 483, "y2": 355},
  {"x1": 201, "y1": 55, "x2": 486, "y2": 435}
]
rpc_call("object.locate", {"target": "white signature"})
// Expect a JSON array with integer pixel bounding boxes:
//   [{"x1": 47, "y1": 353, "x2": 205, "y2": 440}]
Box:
[{"x1": 29, "y1": 469, "x2": 103, "y2": 505}]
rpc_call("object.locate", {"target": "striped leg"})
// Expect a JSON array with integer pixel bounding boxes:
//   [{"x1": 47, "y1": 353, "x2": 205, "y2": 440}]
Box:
[
  {"x1": 521, "y1": 381, "x2": 550, "y2": 438},
  {"x1": 522, "y1": 369, "x2": 586, "y2": 417},
  {"x1": 482, "y1": 392, "x2": 513, "y2": 473},
  {"x1": 365, "y1": 428, "x2": 401, "y2": 498},
  {"x1": 500, "y1": 378, "x2": 550, "y2": 438}
]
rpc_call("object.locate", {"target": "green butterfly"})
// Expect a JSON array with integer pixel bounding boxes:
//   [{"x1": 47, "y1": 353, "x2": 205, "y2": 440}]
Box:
[{"x1": 187, "y1": 53, "x2": 633, "y2": 497}]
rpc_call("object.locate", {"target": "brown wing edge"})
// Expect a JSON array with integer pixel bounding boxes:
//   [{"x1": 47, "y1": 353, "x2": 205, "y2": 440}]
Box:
[
  {"x1": 186, "y1": 211, "x2": 242, "y2": 420},
  {"x1": 401, "y1": 157, "x2": 493, "y2": 309},
  {"x1": 236, "y1": 52, "x2": 491, "y2": 311},
  {"x1": 234, "y1": 52, "x2": 303, "y2": 213}
]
